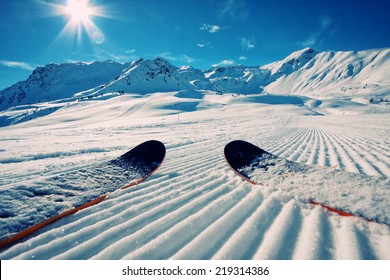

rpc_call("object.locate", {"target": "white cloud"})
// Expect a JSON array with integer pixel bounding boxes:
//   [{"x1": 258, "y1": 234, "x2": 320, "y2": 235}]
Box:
[
  {"x1": 299, "y1": 35, "x2": 317, "y2": 47},
  {"x1": 159, "y1": 52, "x2": 177, "y2": 61},
  {"x1": 320, "y1": 16, "x2": 333, "y2": 29},
  {"x1": 212, "y1": 59, "x2": 235, "y2": 67},
  {"x1": 200, "y1": 24, "x2": 221, "y2": 33},
  {"x1": 182, "y1": 55, "x2": 196, "y2": 64},
  {"x1": 299, "y1": 15, "x2": 334, "y2": 47},
  {"x1": 239, "y1": 56, "x2": 247, "y2": 61},
  {"x1": 159, "y1": 52, "x2": 197, "y2": 64},
  {"x1": 218, "y1": 0, "x2": 249, "y2": 21},
  {"x1": 240, "y1": 37, "x2": 255, "y2": 50},
  {"x1": 197, "y1": 42, "x2": 210, "y2": 48},
  {"x1": 0, "y1": 60, "x2": 37, "y2": 71},
  {"x1": 94, "y1": 48, "x2": 138, "y2": 63}
]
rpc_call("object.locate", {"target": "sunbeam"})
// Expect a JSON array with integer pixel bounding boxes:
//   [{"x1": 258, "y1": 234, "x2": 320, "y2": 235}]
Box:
[{"x1": 53, "y1": 0, "x2": 107, "y2": 44}]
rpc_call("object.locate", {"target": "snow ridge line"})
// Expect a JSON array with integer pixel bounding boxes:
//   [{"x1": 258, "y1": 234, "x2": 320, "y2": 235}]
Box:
[
  {"x1": 123, "y1": 183, "x2": 253, "y2": 259},
  {"x1": 88, "y1": 180, "x2": 241, "y2": 259},
  {"x1": 212, "y1": 194, "x2": 284, "y2": 259},
  {"x1": 260, "y1": 125, "x2": 389, "y2": 177},
  {"x1": 329, "y1": 130, "x2": 390, "y2": 177},
  {"x1": 171, "y1": 188, "x2": 264, "y2": 260}
]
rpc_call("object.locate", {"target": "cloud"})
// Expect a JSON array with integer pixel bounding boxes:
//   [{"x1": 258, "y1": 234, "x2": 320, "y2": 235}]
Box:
[
  {"x1": 197, "y1": 42, "x2": 210, "y2": 48},
  {"x1": 159, "y1": 52, "x2": 197, "y2": 64},
  {"x1": 159, "y1": 52, "x2": 177, "y2": 61},
  {"x1": 239, "y1": 56, "x2": 247, "y2": 61},
  {"x1": 299, "y1": 15, "x2": 334, "y2": 47},
  {"x1": 240, "y1": 37, "x2": 255, "y2": 50},
  {"x1": 320, "y1": 16, "x2": 333, "y2": 29},
  {"x1": 94, "y1": 48, "x2": 138, "y2": 63},
  {"x1": 299, "y1": 35, "x2": 317, "y2": 47},
  {"x1": 200, "y1": 24, "x2": 221, "y2": 33},
  {"x1": 218, "y1": 0, "x2": 249, "y2": 21},
  {"x1": 0, "y1": 60, "x2": 37, "y2": 71},
  {"x1": 212, "y1": 59, "x2": 235, "y2": 67},
  {"x1": 182, "y1": 55, "x2": 196, "y2": 64}
]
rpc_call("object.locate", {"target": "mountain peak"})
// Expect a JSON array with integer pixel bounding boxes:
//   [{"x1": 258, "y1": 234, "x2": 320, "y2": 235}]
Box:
[
  {"x1": 288, "y1": 47, "x2": 318, "y2": 57},
  {"x1": 95, "y1": 56, "x2": 186, "y2": 94},
  {"x1": 303, "y1": 47, "x2": 317, "y2": 54},
  {"x1": 263, "y1": 47, "x2": 319, "y2": 76},
  {"x1": 285, "y1": 47, "x2": 319, "y2": 61},
  {"x1": 153, "y1": 56, "x2": 170, "y2": 64}
]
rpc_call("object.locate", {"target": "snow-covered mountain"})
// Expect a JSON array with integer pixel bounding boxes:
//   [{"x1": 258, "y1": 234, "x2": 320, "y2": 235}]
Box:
[
  {"x1": 95, "y1": 57, "x2": 192, "y2": 95},
  {"x1": 0, "y1": 61, "x2": 128, "y2": 111},
  {"x1": 1, "y1": 48, "x2": 389, "y2": 111},
  {"x1": 262, "y1": 48, "x2": 390, "y2": 97},
  {"x1": 205, "y1": 64, "x2": 271, "y2": 94}
]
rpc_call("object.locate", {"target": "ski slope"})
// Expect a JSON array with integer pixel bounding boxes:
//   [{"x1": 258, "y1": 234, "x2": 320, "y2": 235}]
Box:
[{"x1": 0, "y1": 91, "x2": 389, "y2": 259}]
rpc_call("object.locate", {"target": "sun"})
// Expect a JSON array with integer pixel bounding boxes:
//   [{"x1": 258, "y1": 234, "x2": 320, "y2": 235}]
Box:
[
  {"x1": 65, "y1": 0, "x2": 92, "y2": 23},
  {"x1": 51, "y1": 0, "x2": 107, "y2": 45}
]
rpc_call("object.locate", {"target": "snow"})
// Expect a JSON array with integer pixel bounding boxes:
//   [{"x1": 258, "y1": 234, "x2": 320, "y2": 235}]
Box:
[
  {"x1": 241, "y1": 149, "x2": 390, "y2": 224},
  {"x1": 0, "y1": 48, "x2": 389, "y2": 259}
]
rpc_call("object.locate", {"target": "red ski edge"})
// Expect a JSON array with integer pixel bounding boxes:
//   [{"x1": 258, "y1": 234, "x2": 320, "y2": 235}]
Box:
[
  {"x1": 0, "y1": 140, "x2": 166, "y2": 249},
  {"x1": 224, "y1": 154, "x2": 258, "y2": 185},
  {"x1": 308, "y1": 200, "x2": 374, "y2": 222},
  {"x1": 0, "y1": 195, "x2": 107, "y2": 249}
]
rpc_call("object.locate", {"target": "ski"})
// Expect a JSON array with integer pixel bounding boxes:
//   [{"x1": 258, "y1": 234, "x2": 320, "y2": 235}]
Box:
[
  {"x1": 0, "y1": 140, "x2": 166, "y2": 249},
  {"x1": 224, "y1": 140, "x2": 387, "y2": 223}
]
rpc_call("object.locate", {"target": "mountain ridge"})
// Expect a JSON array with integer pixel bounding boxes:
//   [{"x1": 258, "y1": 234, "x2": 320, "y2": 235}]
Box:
[{"x1": 1, "y1": 48, "x2": 389, "y2": 111}]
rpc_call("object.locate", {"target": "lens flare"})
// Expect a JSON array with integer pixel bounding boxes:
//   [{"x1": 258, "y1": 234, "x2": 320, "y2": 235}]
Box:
[{"x1": 92, "y1": 30, "x2": 105, "y2": 45}]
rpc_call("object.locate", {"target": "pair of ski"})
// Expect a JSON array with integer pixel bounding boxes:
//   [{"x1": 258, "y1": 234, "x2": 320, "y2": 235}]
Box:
[{"x1": 0, "y1": 139, "x2": 380, "y2": 249}]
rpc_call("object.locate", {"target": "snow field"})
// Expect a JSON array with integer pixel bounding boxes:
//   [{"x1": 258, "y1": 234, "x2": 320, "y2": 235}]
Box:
[{"x1": 0, "y1": 92, "x2": 389, "y2": 259}]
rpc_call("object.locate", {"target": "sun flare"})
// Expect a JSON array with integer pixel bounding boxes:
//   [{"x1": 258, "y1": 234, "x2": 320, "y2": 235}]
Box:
[
  {"x1": 65, "y1": 0, "x2": 92, "y2": 23},
  {"x1": 52, "y1": 0, "x2": 107, "y2": 45}
]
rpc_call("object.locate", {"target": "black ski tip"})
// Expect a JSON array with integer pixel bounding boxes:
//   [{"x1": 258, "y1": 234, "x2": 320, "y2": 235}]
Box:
[
  {"x1": 224, "y1": 140, "x2": 272, "y2": 183},
  {"x1": 121, "y1": 140, "x2": 166, "y2": 163},
  {"x1": 224, "y1": 140, "x2": 267, "y2": 172},
  {"x1": 113, "y1": 140, "x2": 166, "y2": 176}
]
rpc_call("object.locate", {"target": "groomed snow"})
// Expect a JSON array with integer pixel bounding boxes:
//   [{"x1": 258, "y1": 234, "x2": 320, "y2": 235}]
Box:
[{"x1": 0, "y1": 90, "x2": 389, "y2": 259}]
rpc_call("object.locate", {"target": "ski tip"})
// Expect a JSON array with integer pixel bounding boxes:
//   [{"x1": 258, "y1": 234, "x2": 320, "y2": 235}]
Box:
[
  {"x1": 115, "y1": 140, "x2": 166, "y2": 173},
  {"x1": 224, "y1": 140, "x2": 270, "y2": 184},
  {"x1": 118, "y1": 140, "x2": 166, "y2": 188},
  {"x1": 224, "y1": 140, "x2": 269, "y2": 159},
  {"x1": 120, "y1": 140, "x2": 166, "y2": 162}
]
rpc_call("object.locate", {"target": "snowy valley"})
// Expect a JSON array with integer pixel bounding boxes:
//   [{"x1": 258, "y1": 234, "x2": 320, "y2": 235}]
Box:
[{"x1": 0, "y1": 48, "x2": 389, "y2": 260}]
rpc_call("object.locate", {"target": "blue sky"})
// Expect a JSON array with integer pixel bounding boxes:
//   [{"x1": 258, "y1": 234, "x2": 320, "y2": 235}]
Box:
[{"x1": 0, "y1": 0, "x2": 389, "y2": 89}]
